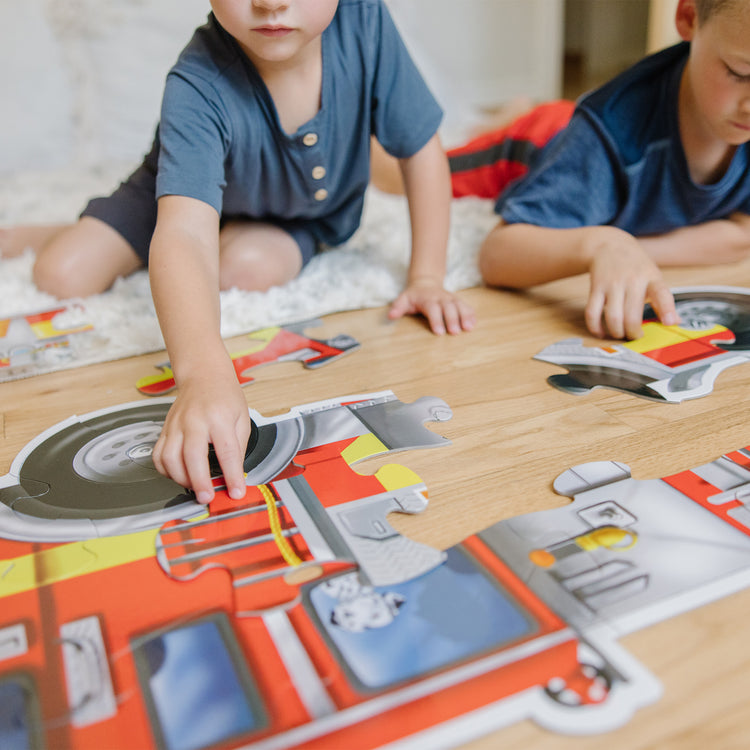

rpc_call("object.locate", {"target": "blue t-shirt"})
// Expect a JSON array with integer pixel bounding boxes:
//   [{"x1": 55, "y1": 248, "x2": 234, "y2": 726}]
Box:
[
  {"x1": 498, "y1": 43, "x2": 750, "y2": 234},
  {"x1": 152, "y1": 0, "x2": 442, "y2": 247}
]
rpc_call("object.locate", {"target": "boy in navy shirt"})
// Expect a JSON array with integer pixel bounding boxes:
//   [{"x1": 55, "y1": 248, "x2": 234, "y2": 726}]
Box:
[{"x1": 479, "y1": 0, "x2": 750, "y2": 340}]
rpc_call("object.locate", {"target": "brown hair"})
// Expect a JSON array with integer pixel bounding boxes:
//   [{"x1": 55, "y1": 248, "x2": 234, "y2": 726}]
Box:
[{"x1": 694, "y1": 0, "x2": 742, "y2": 23}]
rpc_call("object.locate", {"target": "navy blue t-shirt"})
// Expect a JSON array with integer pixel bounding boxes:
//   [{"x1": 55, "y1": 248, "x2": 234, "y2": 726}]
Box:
[
  {"x1": 498, "y1": 43, "x2": 750, "y2": 234},
  {"x1": 153, "y1": 0, "x2": 442, "y2": 248}
]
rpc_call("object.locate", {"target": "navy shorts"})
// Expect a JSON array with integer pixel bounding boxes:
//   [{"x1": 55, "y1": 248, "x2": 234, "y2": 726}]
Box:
[{"x1": 81, "y1": 163, "x2": 318, "y2": 267}]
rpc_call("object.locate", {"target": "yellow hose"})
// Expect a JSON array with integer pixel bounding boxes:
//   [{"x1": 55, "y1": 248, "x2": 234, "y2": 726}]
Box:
[{"x1": 259, "y1": 484, "x2": 302, "y2": 567}]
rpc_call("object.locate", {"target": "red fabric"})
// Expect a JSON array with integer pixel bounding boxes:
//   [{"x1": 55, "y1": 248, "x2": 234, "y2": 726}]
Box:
[{"x1": 448, "y1": 100, "x2": 575, "y2": 199}]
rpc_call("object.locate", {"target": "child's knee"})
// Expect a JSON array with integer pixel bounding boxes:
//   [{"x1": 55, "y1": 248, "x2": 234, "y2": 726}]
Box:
[
  {"x1": 218, "y1": 251, "x2": 292, "y2": 292},
  {"x1": 219, "y1": 226, "x2": 303, "y2": 291},
  {"x1": 32, "y1": 248, "x2": 75, "y2": 297},
  {"x1": 32, "y1": 221, "x2": 137, "y2": 297}
]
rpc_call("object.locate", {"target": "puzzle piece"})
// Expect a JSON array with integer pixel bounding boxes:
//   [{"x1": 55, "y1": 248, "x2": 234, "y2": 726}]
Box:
[
  {"x1": 534, "y1": 286, "x2": 750, "y2": 402},
  {"x1": 0, "y1": 390, "x2": 461, "y2": 748},
  {"x1": 0, "y1": 301, "x2": 103, "y2": 382},
  {"x1": 482, "y1": 447, "x2": 750, "y2": 639},
  {"x1": 7, "y1": 392, "x2": 750, "y2": 749},
  {"x1": 156, "y1": 392, "x2": 450, "y2": 615},
  {"x1": 136, "y1": 319, "x2": 360, "y2": 395},
  {"x1": 0, "y1": 401, "x2": 200, "y2": 543}
]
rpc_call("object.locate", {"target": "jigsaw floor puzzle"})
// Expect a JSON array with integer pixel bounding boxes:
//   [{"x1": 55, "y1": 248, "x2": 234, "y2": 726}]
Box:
[
  {"x1": 2, "y1": 390, "x2": 750, "y2": 749},
  {"x1": 535, "y1": 286, "x2": 750, "y2": 402}
]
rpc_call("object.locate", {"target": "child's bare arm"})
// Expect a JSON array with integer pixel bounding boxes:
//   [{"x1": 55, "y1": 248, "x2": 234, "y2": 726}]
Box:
[
  {"x1": 479, "y1": 220, "x2": 595, "y2": 287},
  {"x1": 149, "y1": 195, "x2": 251, "y2": 504},
  {"x1": 389, "y1": 133, "x2": 476, "y2": 334},
  {"x1": 639, "y1": 212, "x2": 750, "y2": 266},
  {"x1": 479, "y1": 221, "x2": 677, "y2": 340}
]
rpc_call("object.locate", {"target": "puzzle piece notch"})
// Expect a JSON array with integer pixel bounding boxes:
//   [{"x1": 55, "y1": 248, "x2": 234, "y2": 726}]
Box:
[
  {"x1": 0, "y1": 537, "x2": 100, "y2": 602},
  {"x1": 136, "y1": 320, "x2": 360, "y2": 396},
  {"x1": 330, "y1": 488, "x2": 447, "y2": 587},
  {"x1": 154, "y1": 484, "x2": 353, "y2": 615}
]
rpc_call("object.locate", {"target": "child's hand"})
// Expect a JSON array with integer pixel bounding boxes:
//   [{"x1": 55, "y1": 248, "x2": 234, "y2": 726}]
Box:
[
  {"x1": 389, "y1": 279, "x2": 476, "y2": 335},
  {"x1": 584, "y1": 228, "x2": 678, "y2": 339},
  {"x1": 151, "y1": 368, "x2": 251, "y2": 505}
]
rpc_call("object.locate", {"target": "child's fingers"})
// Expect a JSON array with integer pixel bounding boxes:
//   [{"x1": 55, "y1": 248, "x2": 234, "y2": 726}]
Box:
[
  {"x1": 441, "y1": 298, "x2": 475, "y2": 334},
  {"x1": 227, "y1": 420, "x2": 253, "y2": 500},
  {"x1": 213, "y1": 441, "x2": 246, "y2": 501},
  {"x1": 422, "y1": 301, "x2": 446, "y2": 335},
  {"x1": 441, "y1": 300, "x2": 462, "y2": 334},
  {"x1": 152, "y1": 430, "x2": 192, "y2": 490},
  {"x1": 206, "y1": 417, "x2": 251, "y2": 501},
  {"x1": 648, "y1": 280, "x2": 679, "y2": 326},
  {"x1": 603, "y1": 287, "x2": 626, "y2": 340},
  {"x1": 388, "y1": 293, "x2": 413, "y2": 320},
  {"x1": 623, "y1": 283, "x2": 647, "y2": 340},
  {"x1": 585, "y1": 288, "x2": 607, "y2": 338},
  {"x1": 182, "y1": 430, "x2": 216, "y2": 504},
  {"x1": 456, "y1": 299, "x2": 476, "y2": 331}
]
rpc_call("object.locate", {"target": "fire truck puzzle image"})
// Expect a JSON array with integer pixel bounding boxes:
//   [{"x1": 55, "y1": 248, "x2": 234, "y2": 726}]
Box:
[
  {"x1": 534, "y1": 286, "x2": 750, "y2": 402},
  {"x1": 2, "y1": 389, "x2": 750, "y2": 749},
  {"x1": 0, "y1": 302, "x2": 101, "y2": 383},
  {"x1": 136, "y1": 319, "x2": 360, "y2": 396}
]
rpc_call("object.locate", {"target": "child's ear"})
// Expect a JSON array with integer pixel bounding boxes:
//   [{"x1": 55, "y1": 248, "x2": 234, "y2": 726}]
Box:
[{"x1": 675, "y1": 0, "x2": 699, "y2": 42}]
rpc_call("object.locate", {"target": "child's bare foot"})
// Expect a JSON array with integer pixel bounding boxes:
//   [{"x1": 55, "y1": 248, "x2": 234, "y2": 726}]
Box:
[{"x1": 0, "y1": 224, "x2": 70, "y2": 258}]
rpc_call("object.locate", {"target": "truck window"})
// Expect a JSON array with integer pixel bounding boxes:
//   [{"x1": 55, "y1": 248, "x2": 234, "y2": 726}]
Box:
[
  {"x1": 308, "y1": 547, "x2": 537, "y2": 690},
  {"x1": 132, "y1": 616, "x2": 265, "y2": 750},
  {"x1": 0, "y1": 677, "x2": 42, "y2": 750}
]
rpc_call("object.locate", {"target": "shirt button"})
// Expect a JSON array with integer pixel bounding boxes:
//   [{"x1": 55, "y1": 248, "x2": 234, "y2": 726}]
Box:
[
  {"x1": 312, "y1": 165, "x2": 326, "y2": 180},
  {"x1": 314, "y1": 188, "x2": 328, "y2": 201},
  {"x1": 303, "y1": 132, "x2": 318, "y2": 146}
]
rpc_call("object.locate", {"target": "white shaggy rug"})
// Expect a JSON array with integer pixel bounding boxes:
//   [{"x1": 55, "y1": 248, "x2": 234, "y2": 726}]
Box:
[{"x1": 0, "y1": 165, "x2": 495, "y2": 378}]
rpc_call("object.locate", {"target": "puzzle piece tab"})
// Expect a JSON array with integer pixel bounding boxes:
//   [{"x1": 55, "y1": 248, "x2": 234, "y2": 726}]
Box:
[{"x1": 136, "y1": 319, "x2": 360, "y2": 395}]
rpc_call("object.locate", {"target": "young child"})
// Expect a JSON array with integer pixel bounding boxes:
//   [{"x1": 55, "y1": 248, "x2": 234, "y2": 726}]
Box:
[
  {"x1": 478, "y1": 0, "x2": 750, "y2": 341},
  {"x1": 2, "y1": 0, "x2": 475, "y2": 504}
]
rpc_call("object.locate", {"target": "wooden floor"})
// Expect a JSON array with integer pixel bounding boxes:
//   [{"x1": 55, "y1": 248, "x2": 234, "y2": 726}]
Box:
[{"x1": 3, "y1": 257, "x2": 750, "y2": 749}]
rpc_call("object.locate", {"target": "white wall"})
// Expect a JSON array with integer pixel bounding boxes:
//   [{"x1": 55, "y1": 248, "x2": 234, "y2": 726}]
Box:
[
  {"x1": 647, "y1": 0, "x2": 680, "y2": 53},
  {"x1": 388, "y1": 0, "x2": 564, "y2": 140},
  {"x1": 0, "y1": 0, "x2": 208, "y2": 175}
]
